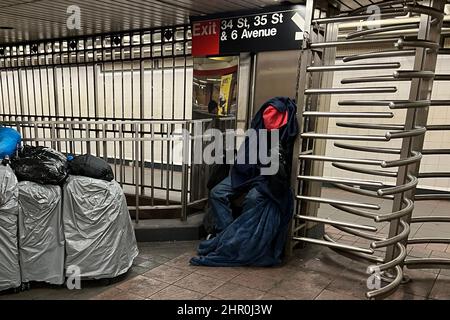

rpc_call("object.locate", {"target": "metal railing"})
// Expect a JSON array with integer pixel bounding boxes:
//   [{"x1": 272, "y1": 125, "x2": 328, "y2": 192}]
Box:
[{"x1": 1, "y1": 116, "x2": 236, "y2": 222}]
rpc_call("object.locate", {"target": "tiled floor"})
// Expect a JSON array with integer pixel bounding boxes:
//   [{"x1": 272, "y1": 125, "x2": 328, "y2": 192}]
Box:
[
  {"x1": 0, "y1": 239, "x2": 448, "y2": 300},
  {"x1": 1, "y1": 188, "x2": 449, "y2": 300}
]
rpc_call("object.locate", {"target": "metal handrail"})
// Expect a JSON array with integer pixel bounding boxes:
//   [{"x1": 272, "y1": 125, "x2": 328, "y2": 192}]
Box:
[{"x1": 4, "y1": 117, "x2": 228, "y2": 222}]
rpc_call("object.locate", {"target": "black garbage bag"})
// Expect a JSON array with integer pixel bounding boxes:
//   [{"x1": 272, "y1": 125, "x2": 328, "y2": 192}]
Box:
[
  {"x1": 11, "y1": 145, "x2": 69, "y2": 185},
  {"x1": 68, "y1": 154, "x2": 114, "y2": 182}
]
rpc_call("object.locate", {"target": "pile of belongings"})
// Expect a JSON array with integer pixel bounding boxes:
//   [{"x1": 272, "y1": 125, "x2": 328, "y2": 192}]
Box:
[
  {"x1": 0, "y1": 127, "x2": 21, "y2": 291},
  {"x1": 191, "y1": 97, "x2": 299, "y2": 267},
  {"x1": 0, "y1": 165, "x2": 21, "y2": 291},
  {"x1": 63, "y1": 175, "x2": 138, "y2": 279},
  {"x1": 18, "y1": 181, "x2": 65, "y2": 285},
  {"x1": 65, "y1": 154, "x2": 138, "y2": 280},
  {"x1": 0, "y1": 142, "x2": 138, "y2": 291}
]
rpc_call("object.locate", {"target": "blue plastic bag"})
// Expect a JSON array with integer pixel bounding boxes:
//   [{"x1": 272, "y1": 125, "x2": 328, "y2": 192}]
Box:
[{"x1": 0, "y1": 127, "x2": 21, "y2": 160}]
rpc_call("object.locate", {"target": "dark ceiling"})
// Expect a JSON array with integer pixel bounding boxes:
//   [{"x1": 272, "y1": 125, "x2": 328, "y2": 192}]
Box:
[
  {"x1": 0, "y1": 0, "x2": 307, "y2": 44},
  {"x1": 0, "y1": 0, "x2": 415, "y2": 45}
]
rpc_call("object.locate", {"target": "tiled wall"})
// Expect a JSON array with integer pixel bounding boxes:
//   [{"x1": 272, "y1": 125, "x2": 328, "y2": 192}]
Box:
[{"x1": 323, "y1": 55, "x2": 450, "y2": 191}]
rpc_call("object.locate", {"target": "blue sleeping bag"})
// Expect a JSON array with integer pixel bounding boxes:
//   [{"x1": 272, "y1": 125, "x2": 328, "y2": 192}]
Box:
[
  {"x1": 0, "y1": 127, "x2": 21, "y2": 160},
  {"x1": 192, "y1": 182, "x2": 293, "y2": 266},
  {"x1": 190, "y1": 97, "x2": 299, "y2": 267}
]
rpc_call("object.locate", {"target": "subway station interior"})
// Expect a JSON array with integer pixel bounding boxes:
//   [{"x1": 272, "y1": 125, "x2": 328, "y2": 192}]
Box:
[{"x1": 1, "y1": 0, "x2": 450, "y2": 302}]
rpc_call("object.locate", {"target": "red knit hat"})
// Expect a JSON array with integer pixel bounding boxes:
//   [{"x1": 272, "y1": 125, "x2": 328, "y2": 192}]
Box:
[{"x1": 262, "y1": 105, "x2": 288, "y2": 130}]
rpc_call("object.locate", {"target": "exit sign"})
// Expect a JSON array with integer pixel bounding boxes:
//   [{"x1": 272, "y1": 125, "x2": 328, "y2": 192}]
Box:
[{"x1": 191, "y1": 5, "x2": 305, "y2": 57}]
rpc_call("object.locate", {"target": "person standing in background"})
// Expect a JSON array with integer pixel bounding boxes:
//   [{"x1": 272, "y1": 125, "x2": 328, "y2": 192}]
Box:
[{"x1": 208, "y1": 100, "x2": 219, "y2": 115}]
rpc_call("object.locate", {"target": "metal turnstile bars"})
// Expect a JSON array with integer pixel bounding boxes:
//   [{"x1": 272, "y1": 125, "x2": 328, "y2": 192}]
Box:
[{"x1": 289, "y1": 0, "x2": 446, "y2": 299}]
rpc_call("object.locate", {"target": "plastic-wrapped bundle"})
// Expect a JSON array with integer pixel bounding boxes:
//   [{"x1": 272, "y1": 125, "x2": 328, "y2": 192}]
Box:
[
  {"x1": 11, "y1": 145, "x2": 68, "y2": 185},
  {"x1": 18, "y1": 181, "x2": 65, "y2": 285},
  {"x1": 0, "y1": 165, "x2": 21, "y2": 291},
  {"x1": 63, "y1": 176, "x2": 138, "y2": 279}
]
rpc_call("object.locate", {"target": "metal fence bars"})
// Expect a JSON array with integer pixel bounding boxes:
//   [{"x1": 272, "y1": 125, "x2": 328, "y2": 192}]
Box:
[
  {"x1": 1, "y1": 117, "x2": 231, "y2": 223},
  {"x1": 0, "y1": 26, "x2": 193, "y2": 122}
]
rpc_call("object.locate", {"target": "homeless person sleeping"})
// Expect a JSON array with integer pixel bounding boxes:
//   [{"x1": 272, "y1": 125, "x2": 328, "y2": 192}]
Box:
[{"x1": 190, "y1": 97, "x2": 299, "y2": 267}]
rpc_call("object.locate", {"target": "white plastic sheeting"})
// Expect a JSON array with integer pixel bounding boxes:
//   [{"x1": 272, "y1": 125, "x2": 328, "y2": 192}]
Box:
[
  {"x1": 18, "y1": 181, "x2": 65, "y2": 285},
  {"x1": 0, "y1": 165, "x2": 21, "y2": 291},
  {"x1": 63, "y1": 176, "x2": 138, "y2": 279}
]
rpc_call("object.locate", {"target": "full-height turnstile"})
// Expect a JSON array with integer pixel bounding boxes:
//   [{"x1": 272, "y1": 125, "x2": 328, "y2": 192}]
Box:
[{"x1": 289, "y1": 0, "x2": 448, "y2": 299}]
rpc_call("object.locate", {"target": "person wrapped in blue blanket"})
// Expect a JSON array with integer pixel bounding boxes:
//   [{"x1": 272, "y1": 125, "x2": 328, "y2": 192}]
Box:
[{"x1": 190, "y1": 97, "x2": 299, "y2": 267}]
